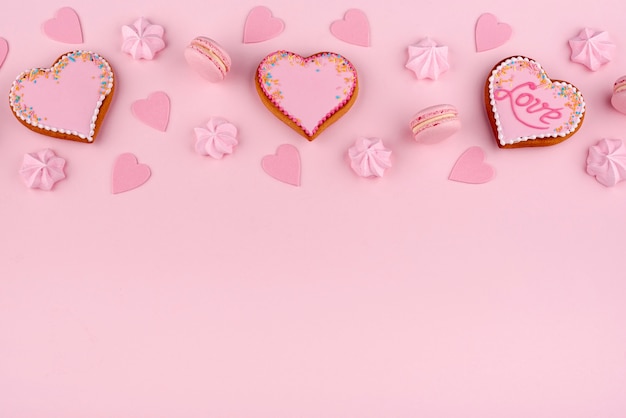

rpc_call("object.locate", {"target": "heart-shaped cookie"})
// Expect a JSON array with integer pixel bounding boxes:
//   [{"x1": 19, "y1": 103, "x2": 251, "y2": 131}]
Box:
[
  {"x1": 485, "y1": 56, "x2": 585, "y2": 148},
  {"x1": 255, "y1": 51, "x2": 358, "y2": 141},
  {"x1": 9, "y1": 50, "x2": 115, "y2": 143}
]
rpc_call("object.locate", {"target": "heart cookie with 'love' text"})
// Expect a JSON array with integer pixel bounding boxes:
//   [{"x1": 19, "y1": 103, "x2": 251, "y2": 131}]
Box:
[
  {"x1": 255, "y1": 51, "x2": 358, "y2": 141},
  {"x1": 485, "y1": 56, "x2": 585, "y2": 148},
  {"x1": 9, "y1": 50, "x2": 115, "y2": 143}
]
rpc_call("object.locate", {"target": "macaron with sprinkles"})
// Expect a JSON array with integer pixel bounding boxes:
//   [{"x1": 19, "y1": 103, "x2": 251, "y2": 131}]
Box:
[
  {"x1": 409, "y1": 104, "x2": 461, "y2": 143},
  {"x1": 184, "y1": 36, "x2": 231, "y2": 82}
]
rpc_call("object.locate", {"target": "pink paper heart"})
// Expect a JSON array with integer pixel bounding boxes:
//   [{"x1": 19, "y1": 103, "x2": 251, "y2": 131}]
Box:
[
  {"x1": 262, "y1": 144, "x2": 301, "y2": 186},
  {"x1": 112, "y1": 153, "x2": 151, "y2": 194},
  {"x1": 330, "y1": 9, "x2": 370, "y2": 47},
  {"x1": 475, "y1": 13, "x2": 511, "y2": 52},
  {"x1": 449, "y1": 146, "x2": 495, "y2": 184},
  {"x1": 0, "y1": 38, "x2": 8, "y2": 68},
  {"x1": 43, "y1": 7, "x2": 83, "y2": 44},
  {"x1": 131, "y1": 91, "x2": 170, "y2": 132},
  {"x1": 243, "y1": 6, "x2": 284, "y2": 43}
]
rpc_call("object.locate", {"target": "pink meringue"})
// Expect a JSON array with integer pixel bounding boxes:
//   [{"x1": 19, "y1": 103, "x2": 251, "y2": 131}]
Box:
[
  {"x1": 194, "y1": 117, "x2": 238, "y2": 159},
  {"x1": 405, "y1": 37, "x2": 449, "y2": 80},
  {"x1": 568, "y1": 28, "x2": 615, "y2": 71},
  {"x1": 348, "y1": 137, "x2": 392, "y2": 178},
  {"x1": 587, "y1": 138, "x2": 626, "y2": 187},
  {"x1": 121, "y1": 17, "x2": 165, "y2": 60},
  {"x1": 19, "y1": 149, "x2": 66, "y2": 191}
]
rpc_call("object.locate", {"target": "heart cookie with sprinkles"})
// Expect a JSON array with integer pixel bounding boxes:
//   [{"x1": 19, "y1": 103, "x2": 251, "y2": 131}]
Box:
[
  {"x1": 9, "y1": 50, "x2": 115, "y2": 143},
  {"x1": 485, "y1": 56, "x2": 585, "y2": 148},
  {"x1": 255, "y1": 51, "x2": 358, "y2": 141}
]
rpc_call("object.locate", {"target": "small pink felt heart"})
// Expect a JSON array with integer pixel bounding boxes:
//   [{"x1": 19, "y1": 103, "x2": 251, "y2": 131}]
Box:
[
  {"x1": 112, "y1": 153, "x2": 151, "y2": 194},
  {"x1": 262, "y1": 144, "x2": 301, "y2": 187},
  {"x1": 243, "y1": 6, "x2": 285, "y2": 43},
  {"x1": 330, "y1": 9, "x2": 370, "y2": 47},
  {"x1": 0, "y1": 38, "x2": 8, "y2": 68},
  {"x1": 131, "y1": 91, "x2": 170, "y2": 132},
  {"x1": 43, "y1": 7, "x2": 83, "y2": 44},
  {"x1": 449, "y1": 146, "x2": 495, "y2": 184},
  {"x1": 475, "y1": 13, "x2": 512, "y2": 52}
]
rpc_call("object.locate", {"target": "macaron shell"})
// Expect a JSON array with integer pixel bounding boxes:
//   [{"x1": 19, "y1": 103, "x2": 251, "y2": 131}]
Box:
[
  {"x1": 410, "y1": 105, "x2": 460, "y2": 143},
  {"x1": 612, "y1": 76, "x2": 626, "y2": 114},
  {"x1": 184, "y1": 38, "x2": 231, "y2": 83},
  {"x1": 195, "y1": 37, "x2": 232, "y2": 68}
]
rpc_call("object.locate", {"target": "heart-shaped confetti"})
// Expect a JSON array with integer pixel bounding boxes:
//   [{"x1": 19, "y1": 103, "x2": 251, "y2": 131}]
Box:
[
  {"x1": 261, "y1": 144, "x2": 301, "y2": 186},
  {"x1": 43, "y1": 7, "x2": 83, "y2": 44},
  {"x1": 485, "y1": 56, "x2": 585, "y2": 148},
  {"x1": 112, "y1": 153, "x2": 151, "y2": 194},
  {"x1": 449, "y1": 147, "x2": 495, "y2": 184},
  {"x1": 243, "y1": 6, "x2": 285, "y2": 43},
  {"x1": 330, "y1": 9, "x2": 370, "y2": 47},
  {"x1": 131, "y1": 91, "x2": 170, "y2": 132},
  {"x1": 475, "y1": 13, "x2": 511, "y2": 52}
]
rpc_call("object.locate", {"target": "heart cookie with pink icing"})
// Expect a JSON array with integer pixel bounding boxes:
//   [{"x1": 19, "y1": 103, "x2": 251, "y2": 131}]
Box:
[
  {"x1": 255, "y1": 51, "x2": 358, "y2": 141},
  {"x1": 485, "y1": 56, "x2": 585, "y2": 148},
  {"x1": 9, "y1": 50, "x2": 115, "y2": 143}
]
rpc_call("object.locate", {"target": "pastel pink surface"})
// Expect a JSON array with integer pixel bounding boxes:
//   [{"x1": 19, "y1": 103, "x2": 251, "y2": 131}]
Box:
[
  {"x1": 0, "y1": 38, "x2": 8, "y2": 68},
  {"x1": 243, "y1": 6, "x2": 285, "y2": 43},
  {"x1": 449, "y1": 146, "x2": 495, "y2": 184},
  {"x1": 2, "y1": 1, "x2": 626, "y2": 418},
  {"x1": 42, "y1": 7, "x2": 83, "y2": 44},
  {"x1": 330, "y1": 9, "x2": 371, "y2": 47},
  {"x1": 257, "y1": 51, "x2": 357, "y2": 137},
  {"x1": 112, "y1": 153, "x2": 151, "y2": 194},
  {"x1": 131, "y1": 91, "x2": 170, "y2": 132},
  {"x1": 475, "y1": 13, "x2": 512, "y2": 52},
  {"x1": 261, "y1": 144, "x2": 301, "y2": 186}
]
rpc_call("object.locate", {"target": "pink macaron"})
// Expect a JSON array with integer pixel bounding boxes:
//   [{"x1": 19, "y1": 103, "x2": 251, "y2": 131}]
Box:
[
  {"x1": 611, "y1": 76, "x2": 626, "y2": 114},
  {"x1": 184, "y1": 36, "x2": 231, "y2": 82},
  {"x1": 409, "y1": 104, "x2": 461, "y2": 143}
]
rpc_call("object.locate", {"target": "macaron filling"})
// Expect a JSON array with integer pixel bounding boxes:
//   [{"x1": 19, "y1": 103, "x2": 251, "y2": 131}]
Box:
[
  {"x1": 193, "y1": 43, "x2": 227, "y2": 74},
  {"x1": 614, "y1": 79, "x2": 626, "y2": 94},
  {"x1": 411, "y1": 111, "x2": 457, "y2": 134}
]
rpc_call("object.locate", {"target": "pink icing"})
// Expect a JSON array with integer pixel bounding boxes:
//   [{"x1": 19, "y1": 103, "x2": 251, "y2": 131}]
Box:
[
  {"x1": 121, "y1": 17, "x2": 165, "y2": 60},
  {"x1": 19, "y1": 149, "x2": 66, "y2": 191},
  {"x1": 257, "y1": 51, "x2": 357, "y2": 138},
  {"x1": 586, "y1": 138, "x2": 626, "y2": 187},
  {"x1": 348, "y1": 137, "x2": 392, "y2": 178},
  {"x1": 488, "y1": 57, "x2": 585, "y2": 146},
  {"x1": 194, "y1": 117, "x2": 239, "y2": 159},
  {"x1": 9, "y1": 51, "x2": 114, "y2": 142}
]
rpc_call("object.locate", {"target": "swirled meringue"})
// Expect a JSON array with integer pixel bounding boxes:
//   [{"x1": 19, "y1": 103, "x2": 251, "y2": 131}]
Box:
[
  {"x1": 586, "y1": 138, "x2": 626, "y2": 187},
  {"x1": 348, "y1": 137, "x2": 392, "y2": 178},
  {"x1": 19, "y1": 149, "x2": 66, "y2": 191},
  {"x1": 569, "y1": 28, "x2": 615, "y2": 71},
  {"x1": 194, "y1": 117, "x2": 238, "y2": 159},
  {"x1": 121, "y1": 17, "x2": 165, "y2": 60},
  {"x1": 405, "y1": 37, "x2": 449, "y2": 80}
]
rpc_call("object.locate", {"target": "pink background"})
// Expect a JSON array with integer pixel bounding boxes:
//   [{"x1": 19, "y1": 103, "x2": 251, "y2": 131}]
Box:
[{"x1": 1, "y1": 0, "x2": 625, "y2": 417}]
